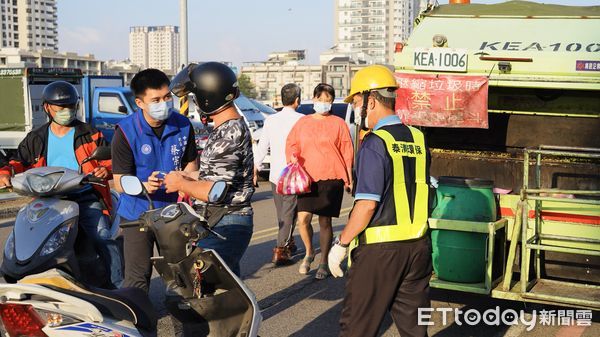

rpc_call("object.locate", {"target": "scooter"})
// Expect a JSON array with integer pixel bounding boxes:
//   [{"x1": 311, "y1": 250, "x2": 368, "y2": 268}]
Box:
[
  {"x1": 117, "y1": 175, "x2": 262, "y2": 337},
  {"x1": 0, "y1": 146, "x2": 118, "y2": 287},
  {"x1": 0, "y1": 174, "x2": 261, "y2": 337}
]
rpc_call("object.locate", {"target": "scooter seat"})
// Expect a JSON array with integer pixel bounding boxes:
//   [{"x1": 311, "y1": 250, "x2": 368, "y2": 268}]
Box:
[
  {"x1": 21, "y1": 270, "x2": 157, "y2": 332},
  {"x1": 70, "y1": 286, "x2": 158, "y2": 332}
]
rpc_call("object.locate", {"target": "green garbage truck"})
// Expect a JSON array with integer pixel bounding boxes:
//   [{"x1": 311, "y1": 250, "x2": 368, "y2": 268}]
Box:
[{"x1": 393, "y1": 0, "x2": 600, "y2": 309}]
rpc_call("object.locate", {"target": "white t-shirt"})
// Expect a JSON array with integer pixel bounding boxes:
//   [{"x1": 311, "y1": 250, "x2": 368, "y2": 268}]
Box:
[{"x1": 254, "y1": 107, "x2": 303, "y2": 184}]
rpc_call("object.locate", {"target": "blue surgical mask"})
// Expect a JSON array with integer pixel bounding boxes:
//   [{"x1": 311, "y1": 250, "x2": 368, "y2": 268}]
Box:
[
  {"x1": 148, "y1": 100, "x2": 173, "y2": 121},
  {"x1": 313, "y1": 102, "x2": 332, "y2": 115}
]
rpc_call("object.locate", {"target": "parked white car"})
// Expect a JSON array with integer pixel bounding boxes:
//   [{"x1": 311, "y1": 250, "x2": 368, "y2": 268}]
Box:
[{"x1": 187, "y1": 94, "x2": 271, "y2": 172}]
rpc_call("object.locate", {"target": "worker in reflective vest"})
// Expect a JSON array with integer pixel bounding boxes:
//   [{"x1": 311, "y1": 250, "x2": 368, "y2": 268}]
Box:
[{"x1": 328, "y1": 65, "x2": 433, "y2": 337}]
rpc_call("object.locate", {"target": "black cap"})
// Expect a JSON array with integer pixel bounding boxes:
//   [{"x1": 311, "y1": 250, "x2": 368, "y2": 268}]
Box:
[
  {"x1": 170, "y1": 62, "x2": 239, "y2": 115},
  {"x1": 42, "y1": 81, "x2": 79, "y2": 106}
]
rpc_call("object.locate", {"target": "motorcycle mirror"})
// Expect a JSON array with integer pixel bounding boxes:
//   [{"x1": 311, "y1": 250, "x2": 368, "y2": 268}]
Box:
[
  {"x1": 120, "y1": 175, "x2": 155, "y2": 209},
  {"x1": 120, "y1": 176, "x2": 144, "y2": 196},
  {"x1": 79, "y1": 146, "x2": 111, "y2": 174},
  {"x1": 87, "y1": 146, "x2": 111, "y2": 162},
  {"x1": 208, "y1": 181, "x2": 228, "y2": 203}
]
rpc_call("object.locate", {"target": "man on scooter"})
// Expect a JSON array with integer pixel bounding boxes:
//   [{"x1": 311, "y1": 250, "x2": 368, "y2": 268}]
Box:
[
  {"x1": 111, "y1": 68, "x2": 198, "y2": 292},
  {"x1": 0, "y1": 81, "x2": 123, "y2": 289},
  {"x1": 164, "y1": 62, "x2": 255, "y2": 277}
]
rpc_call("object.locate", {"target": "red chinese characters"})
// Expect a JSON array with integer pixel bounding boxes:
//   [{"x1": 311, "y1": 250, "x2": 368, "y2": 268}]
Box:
[{"x1": 395, "y1": 73, "x2": 489, "y2": 129}]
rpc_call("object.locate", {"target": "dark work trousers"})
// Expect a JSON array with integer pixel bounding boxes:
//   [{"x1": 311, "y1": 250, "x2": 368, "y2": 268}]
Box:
[
  {"x1": 122, "y1": 224, "x2": 156, "y2": 293},
  {"x1": 339, "y1": 236, "x2": 433, "y2": 337},
  {"x1": 271, "y1": 183, "x2": 297, "y2": 247}
]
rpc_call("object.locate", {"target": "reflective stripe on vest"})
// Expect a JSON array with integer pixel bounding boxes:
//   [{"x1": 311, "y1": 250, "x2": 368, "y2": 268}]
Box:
[{"x1": 362, "y1": 126, "x2": 428, "y2": 244}]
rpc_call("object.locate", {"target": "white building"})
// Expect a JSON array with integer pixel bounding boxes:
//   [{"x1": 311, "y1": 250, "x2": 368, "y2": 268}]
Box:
[
  {"x1": 322, "y1": 56, "x2": 368, "y2": 99},
  {"x1": 335, "y1": 0, "x2": 420, "y2": 64},
  {"x1": 0, "y1": 0, "x2": 58, "y2": 51},
  {"x1": 241, "y1": 61, "x2": 323, "y2": 107},
  {"x1": 103, "y1": 59, "x2": 141, "y2": 85},
  {"x1": 0, "y1": 48, "x2": 103, "y2": 75},
  {"x1": 129, "y1": 25, "x2": 180, "y2": 75}
]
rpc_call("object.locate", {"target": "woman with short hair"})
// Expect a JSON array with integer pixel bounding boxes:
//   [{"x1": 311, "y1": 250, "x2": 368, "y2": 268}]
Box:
[{"x1": 286, "y1": 83, "x2": 354, "y2": 279}]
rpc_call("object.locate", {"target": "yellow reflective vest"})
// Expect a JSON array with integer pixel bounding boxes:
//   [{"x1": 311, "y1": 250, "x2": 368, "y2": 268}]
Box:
[{"x1": 349, "y1": 125, "x2": 429, "y2": 263}]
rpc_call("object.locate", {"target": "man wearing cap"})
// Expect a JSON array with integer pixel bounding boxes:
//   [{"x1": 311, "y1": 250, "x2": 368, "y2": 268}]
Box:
[{"x1": 328, "y1": 65, "x2": 433, "y2": 337}]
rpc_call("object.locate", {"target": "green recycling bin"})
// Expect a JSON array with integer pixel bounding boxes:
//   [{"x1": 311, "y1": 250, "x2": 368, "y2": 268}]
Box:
[{"x1": 431, "y1": 176, "x2": 497, "y2": 283}]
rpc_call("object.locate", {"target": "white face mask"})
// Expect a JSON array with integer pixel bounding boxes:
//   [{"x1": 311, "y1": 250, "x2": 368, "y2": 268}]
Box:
[
  {"x1": 365, "y1": 113, "x2": 371, "y2": 129},
  {"x1": 354, "y1": 105, "x2": 371, "y2": 129},
  {"x1": 147, "y1": 100, "x2": 173, "y2": 121},
  {"x1": 313, "y1": 102, "x2": 332, "y2": 115}
]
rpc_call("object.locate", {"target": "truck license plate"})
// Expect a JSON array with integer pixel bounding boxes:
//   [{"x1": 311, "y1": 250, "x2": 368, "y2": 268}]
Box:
[{"x1": 413, "y1": 48, "x2": 468, "y2": 72}]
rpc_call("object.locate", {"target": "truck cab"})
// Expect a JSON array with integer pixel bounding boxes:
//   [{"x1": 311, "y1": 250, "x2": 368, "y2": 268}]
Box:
[{"x1": 81, "y1": 76, "x2": 137, "y2": 142}]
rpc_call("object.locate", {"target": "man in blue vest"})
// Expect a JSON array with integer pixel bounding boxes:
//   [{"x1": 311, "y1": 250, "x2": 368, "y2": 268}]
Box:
[
  {"x1": 328, "y1": 65, "x2": 433, "y2": 337},
  {"x1": 111, "y1": 69, "x2": 198, "y2": 292}
]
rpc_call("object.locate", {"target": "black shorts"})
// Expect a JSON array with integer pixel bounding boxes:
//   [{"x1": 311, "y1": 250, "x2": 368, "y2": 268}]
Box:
[{"x1": 297, "y1": 179, "x2": 344, "y2": 217}]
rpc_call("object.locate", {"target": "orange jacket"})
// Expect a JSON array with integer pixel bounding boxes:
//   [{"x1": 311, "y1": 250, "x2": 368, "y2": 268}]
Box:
[{"x1": 0, "y1": 120, "x2": 113, "y2": 215}]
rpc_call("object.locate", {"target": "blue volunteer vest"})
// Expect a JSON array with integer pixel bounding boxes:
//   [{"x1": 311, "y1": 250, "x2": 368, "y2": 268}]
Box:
[{"x1": 117, "y1": 109, "x2": 191, "y2": 220}]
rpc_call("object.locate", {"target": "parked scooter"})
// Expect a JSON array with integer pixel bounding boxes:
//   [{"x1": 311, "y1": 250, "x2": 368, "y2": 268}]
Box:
[
  {"x1": 0, "y1": 174, "x2": 261, "y2": 337},
  {"x1": 117, "y1": 175, "x2": 262, "y2": 337},
  {"x1": 0, "y1": 146, "x2": 117, "y2": 287}
]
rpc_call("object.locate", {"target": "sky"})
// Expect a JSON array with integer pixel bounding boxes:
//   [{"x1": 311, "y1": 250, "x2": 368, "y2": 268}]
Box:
[{"x1": 57, "y1": 0, "x2": 600, "y2": 67}]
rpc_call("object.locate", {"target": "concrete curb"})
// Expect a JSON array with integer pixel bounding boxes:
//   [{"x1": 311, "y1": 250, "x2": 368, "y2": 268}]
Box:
[
  {"x1": 0, "y1": 198, "x2": 29, "y2": 219},
  {"x1": 0, "y1": 206, "x2": 23, "y2": 219}
]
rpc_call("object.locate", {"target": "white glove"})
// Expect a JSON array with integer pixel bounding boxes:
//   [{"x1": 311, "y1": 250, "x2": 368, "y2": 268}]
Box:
[{"x1": 328, "y1": 243, "x2": 348, "y2": 278}]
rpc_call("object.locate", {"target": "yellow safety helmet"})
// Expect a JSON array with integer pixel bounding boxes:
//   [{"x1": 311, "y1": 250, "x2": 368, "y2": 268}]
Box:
[{"x1": 344, "y1": 64, "x2": 398, "y2": 103}]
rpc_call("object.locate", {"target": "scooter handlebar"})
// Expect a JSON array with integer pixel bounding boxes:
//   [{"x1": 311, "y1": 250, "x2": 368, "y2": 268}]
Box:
[
  {"x1": 81, "y1": 175, "x2": 106, "y2": 186},
  {"x1": 119, "y1": 220, "x2": 142, "y2": 229}
]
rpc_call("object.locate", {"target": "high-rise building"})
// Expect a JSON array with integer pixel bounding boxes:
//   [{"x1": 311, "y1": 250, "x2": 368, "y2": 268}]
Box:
[
  {"x1": 335, "y1": 0, "x2": 420, "y2": 64},
  {"x1": 129, "y1": 25, "x2": 180, "y2": 74},
  {"x1": 0, "y1": 0, "x2": 58, "y2": 51}
]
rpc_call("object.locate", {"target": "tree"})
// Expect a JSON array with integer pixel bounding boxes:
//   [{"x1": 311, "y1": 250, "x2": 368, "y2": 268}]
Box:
[{"x1": 238, "y1": 73, "x2": 258, "y2": 99}]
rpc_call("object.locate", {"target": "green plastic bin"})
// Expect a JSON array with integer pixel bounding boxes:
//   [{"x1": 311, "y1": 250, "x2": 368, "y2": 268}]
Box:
[{"x1": 431, "y1": 176, "x2": 497, "y2": 283}]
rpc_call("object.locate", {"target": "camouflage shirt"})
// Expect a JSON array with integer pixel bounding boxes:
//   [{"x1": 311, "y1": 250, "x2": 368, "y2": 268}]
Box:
[{"x1": 197, "y1": 118, "x2": 254, "y2": 214}]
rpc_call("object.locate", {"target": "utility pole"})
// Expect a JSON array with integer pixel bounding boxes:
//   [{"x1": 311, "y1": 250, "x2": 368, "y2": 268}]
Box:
[
  {"x1": 179, "y1": 0, "x2": 189, "y2": 116},
  {"x1": 179, "y1": 0, "x2": 188, "y2": 67}
]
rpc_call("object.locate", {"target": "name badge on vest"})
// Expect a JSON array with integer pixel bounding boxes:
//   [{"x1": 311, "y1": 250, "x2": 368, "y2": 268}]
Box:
[{"x1": 141, "y1": 144, "x2": 152, "y2": 155}]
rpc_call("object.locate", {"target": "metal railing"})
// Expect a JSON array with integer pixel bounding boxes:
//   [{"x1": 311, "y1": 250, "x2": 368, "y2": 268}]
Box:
[{"x1": 517, "y1": 145, "x2": 600, "y2": 308}]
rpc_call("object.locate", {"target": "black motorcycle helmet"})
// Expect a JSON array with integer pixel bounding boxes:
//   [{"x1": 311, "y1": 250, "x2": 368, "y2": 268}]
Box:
[
  {"x1": 170, "y1": 62, "x2": 240, "y2": 115},
  {"x1": 42, "y1": 81, "x2": 79, "y2": 106}
]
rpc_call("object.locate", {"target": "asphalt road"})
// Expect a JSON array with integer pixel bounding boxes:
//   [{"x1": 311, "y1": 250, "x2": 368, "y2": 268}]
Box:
[{"x1": 0, "y1": 184, "x2": 598, "y2": 336}]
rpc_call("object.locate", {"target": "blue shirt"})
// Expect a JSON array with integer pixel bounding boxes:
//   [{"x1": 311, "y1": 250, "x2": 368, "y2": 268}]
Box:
[
  {"x1": 354, "y1": 115, "x2": 403, "y2": 202},
  {"x1": 47, "y1": 128, "x2": 78, "y2": 170}
]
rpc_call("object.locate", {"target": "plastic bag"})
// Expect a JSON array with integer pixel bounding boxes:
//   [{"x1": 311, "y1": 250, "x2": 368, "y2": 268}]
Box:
[{"x1": 276, "y1": 162, "x2": 312, "y2": 195}]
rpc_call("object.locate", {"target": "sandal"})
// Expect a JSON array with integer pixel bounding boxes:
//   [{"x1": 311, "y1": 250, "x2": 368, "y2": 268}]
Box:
[
  {"x1": 315, "y1": 264, "x2": 330, "y2": 280},
  {"x1": 298, "y1": 256, "x2": 314, "y2": 275}
]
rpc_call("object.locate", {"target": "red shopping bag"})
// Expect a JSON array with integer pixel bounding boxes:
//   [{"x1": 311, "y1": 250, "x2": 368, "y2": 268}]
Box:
[{"x1": 276, "y1": 163, "x2": 312, "y2": 195}]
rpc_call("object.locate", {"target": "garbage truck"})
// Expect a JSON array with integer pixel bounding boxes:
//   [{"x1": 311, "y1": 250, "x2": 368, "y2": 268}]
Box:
[{"x1": 393, "y1": 0, "x2": 600, "y2": 309}]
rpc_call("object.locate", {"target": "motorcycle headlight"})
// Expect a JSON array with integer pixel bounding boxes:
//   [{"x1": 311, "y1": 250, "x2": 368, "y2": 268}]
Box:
[
  {"x1": 27, "y1": 172, "x2": 63, "y2": 194},
  {"x1": 40, "y1": 220, "x2": 74, "y2": 257},
  {"x1": 4, "y1": 232, "x2": 14, "y2": 260}
]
